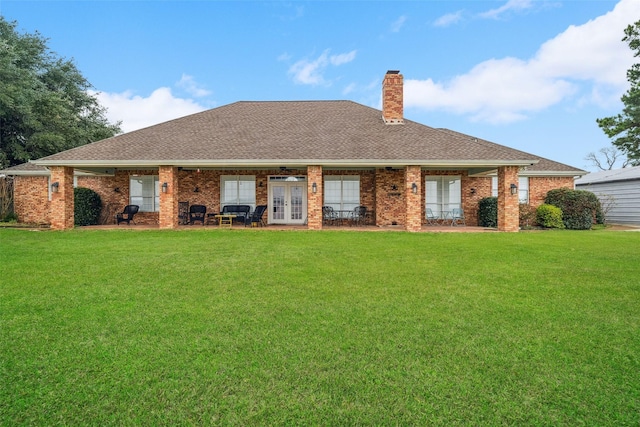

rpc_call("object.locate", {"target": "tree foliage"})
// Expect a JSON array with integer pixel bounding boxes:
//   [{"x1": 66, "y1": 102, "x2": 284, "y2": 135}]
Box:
[
  {"x1": 0, "y1": 18, "x2": 121, "y2": 169},
  {"x1": 596, "y1": 20, "x2": 640, "y2": 166}
]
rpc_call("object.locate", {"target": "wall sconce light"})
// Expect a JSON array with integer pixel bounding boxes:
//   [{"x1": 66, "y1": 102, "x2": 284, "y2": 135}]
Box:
[
  {"x1": 411, "y1": 182, "x2": 418, "y2": 194},
  {"x1": 114, "y1": 187, "x2": 120, "y2": 193},
  {"x1": 193, "y1": 186, "x2": 199, "y2": 193},
  {"x1": 51, "y1": 182, "x2": 59, "y2": 193},
  {"x1": 312, "y1": 182, "x2": 317, "y2": 193},
  {"x1": 162, "y1": 182, "x2": 168, "y2": 193},
  {"x1": 510, "y1": 183, "x2": 518, "y2": 195},
  {"x1": 259, "y1": 181, "x2": 263, "y2": 188},
  {"x1": 470, "y1": 188, "x2": 476, "y2": 195}
]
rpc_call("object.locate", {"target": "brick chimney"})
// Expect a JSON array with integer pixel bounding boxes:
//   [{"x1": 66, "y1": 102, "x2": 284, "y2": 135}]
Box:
[{"x1": 382, "y1": 70, "x2": 404, "y2": 124}]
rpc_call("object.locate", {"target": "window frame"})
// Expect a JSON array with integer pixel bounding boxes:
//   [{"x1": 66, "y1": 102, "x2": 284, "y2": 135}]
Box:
[
  {"x1": 323, "y1": 175, "x2": 360, "y2": 213},
  {"x1": 425, "y1": 175, "x2": 461, "y2": 218},
  {"x1": 220, "y1": 175, "x2": 256, "y2": 210},
  {"x1": 129, "y1": 175, "x2": 159, "y2": 212}
]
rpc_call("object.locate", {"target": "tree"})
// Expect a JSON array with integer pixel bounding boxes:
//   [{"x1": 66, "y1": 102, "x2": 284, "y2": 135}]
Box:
[
  {"x1": 584, "y1": 146, "x2": 630, "y2": 170},
  {"x1": 596, "y1": 20, "x2": 640, "y2": 166},
  {"x1": 0, "y1": 18, "x2": 121, "y2": 169}
]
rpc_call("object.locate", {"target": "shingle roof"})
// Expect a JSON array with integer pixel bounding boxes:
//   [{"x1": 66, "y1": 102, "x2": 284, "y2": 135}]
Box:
[{"x1": 31, "y1": 100, "x2": 582, "y2": 174}]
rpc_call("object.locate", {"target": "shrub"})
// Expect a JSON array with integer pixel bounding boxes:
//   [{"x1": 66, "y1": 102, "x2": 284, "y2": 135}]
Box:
[
  {"x1": 544, "y1": 188, "x2": 603, "y2": 230},
  {"x1": 536, "y1": 204, "x2": 564, "y2": 229},
  {"x1": 477, "y1": 197, "x2": 497, "y2": 227},
  {"x1": 74, "y1": 187, "x2": 102, "y2": 226},
  {"x1": 519, "y1": 203, "x2": 536, "y2": 228}
]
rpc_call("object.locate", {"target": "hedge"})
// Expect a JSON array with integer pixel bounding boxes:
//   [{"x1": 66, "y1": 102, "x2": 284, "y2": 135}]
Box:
[
  {"x1": 544, "y1": 188, "x2": 603, "y2": 230},
  {"x1": 74, "y1": 187, "x2": 102, "y2": 226},
  {"x1": 477, "y1": 197, "x2": 497, "y2": 227}
]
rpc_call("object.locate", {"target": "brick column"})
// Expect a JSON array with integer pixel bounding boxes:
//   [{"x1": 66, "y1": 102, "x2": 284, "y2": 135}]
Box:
[
  {"x1": 49, "y1": 166, "x2": 74, "y2": 230},
  {"x1": 405, "y1": 166, "x2": 422, "y2": 232},
  {"x1": 159, "y1": 166, "x2": 179, "y2": 229},
  {"x1": 307, "y1": 165, "x2": 323, "y2": 230},
  {"x1": 497, "y1": 166, "x2": 519, "y2": 232}
]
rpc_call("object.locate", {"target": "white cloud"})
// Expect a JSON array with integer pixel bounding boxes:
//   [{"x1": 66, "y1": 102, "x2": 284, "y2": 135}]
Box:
[
  {"x1": 176, "y1": 74, "x2": 212, "y2": 98},
  {"x1": 405, "y1": 0, "x2": 639, "y2": 124},
  {"x1": 433, "y1": 11, "x2": 464, "y2": 28},
  {"x1": 479, "y1": 0, "x2": 534, "y2": 19},
  {"x1": 93, "y1": 88, "x2": 208, "y2": 133},
  {"x1": 390, "y1": 15, "x2": 407, "y2": 33},
  {"x1": 288, "y1": 49, "x2": 357, "y2": 85}
]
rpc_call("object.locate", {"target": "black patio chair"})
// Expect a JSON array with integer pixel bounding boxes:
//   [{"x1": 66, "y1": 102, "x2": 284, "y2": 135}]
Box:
[
  {"x1": 351, "y1": 206, "x2": 367, "y2": 226},
  {"x1": 189, "y1": 204, "x2": 207, "y2": 225},
  {"x1": 322, "y1": 206, "x2": 338, "y2": 226},
  {"x1": 245, "y1": 205, "x2": 267, "y2": 227},
  {"x1": 116, "y1": 204, "x2": 139, "y2": 225}
]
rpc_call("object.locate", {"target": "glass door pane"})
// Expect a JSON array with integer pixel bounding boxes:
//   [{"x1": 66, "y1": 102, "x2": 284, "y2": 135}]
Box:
[{"x1": 272, "y1": 185, "x2": 285, "y2": 221}]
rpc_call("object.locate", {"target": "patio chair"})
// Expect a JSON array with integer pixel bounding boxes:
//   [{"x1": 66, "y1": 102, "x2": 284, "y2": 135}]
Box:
[
  {"x1": 116, "y1": 204, "x2": 139, "y2": 225},
  {"x1": 351, "y1": 206, "x2": 367, "y2": 226},
  {"x1": 246, "y1": 205, "x2": 267, "y2": 227},
  {"x1": 426, "y1": 208, "x2": 439, "y2": 225},
  {"x1": 189, "y1": 204, "x2": 207, "y2": 225},
  {"x1": 322, "y1": 206, "x2": 338, "y2": 226},
  {"x1": 451, "y1": 208, "x2": 466, "y2": 226},
  {"x1": 178, "y1": 201, "x2": 189, "y2": 225}
]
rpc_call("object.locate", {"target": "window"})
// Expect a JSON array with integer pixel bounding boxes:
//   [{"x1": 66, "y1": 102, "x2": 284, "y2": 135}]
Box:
[
  {"x1": 130, "y1": 175, "x2": 159, "y2": 212},
  {"x1": 518, "y1": 177, "x2": 529, "y2": 204},
  {"x1": 324, "y1": 176, "x2": 360, "y2": 212},
  {"x1": 492, "y1": 176, "x2": 529, "y2": 203},
  {"x1": 221, "y1": 175, "x2": 256, "y2": 210},
  {"x1": 425, "y1": 176, "x2": 461, "y2": 217}
]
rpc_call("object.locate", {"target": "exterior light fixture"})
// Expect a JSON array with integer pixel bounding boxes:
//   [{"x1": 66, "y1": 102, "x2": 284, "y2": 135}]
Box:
[
  {"x1": 162, "y1": 182, "x2": 168, "y2": 193},
  {"x1": 51, "y1": 182, "x2": 59, "y2": 193},
  {"x1": 312, "y1": 182, "x2": 317, "y2": 193},
  {"x1": 510, "y1": 183, "x2": 518, "y2": 195},
  {"x1": 411, "y1": 182, "x2": 418, "y2": 194}
]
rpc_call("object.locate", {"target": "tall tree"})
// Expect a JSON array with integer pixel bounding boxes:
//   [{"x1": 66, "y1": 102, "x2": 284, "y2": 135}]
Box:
[
  {"x1": 596, "y1": 20, "x2": 640, "y2": 166},
  {"x1": 0, "y1": 18, "x2": 121, "y2": 169}
]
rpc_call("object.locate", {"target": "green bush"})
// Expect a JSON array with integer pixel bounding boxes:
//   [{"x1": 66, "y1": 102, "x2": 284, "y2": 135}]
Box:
[
  {"x1": 519, "y1": 203, "x2": 536, "y2": 228},
  {"x1": 536, "y1": 204, "x2": 564, "y2": 229},
  {"x1": 74, "y1": 187, "x2": 102, "y2": 226},
  {"x1": 544, "y1": 188, "x2": 603, "y2": 230},
  {"x1": 477, "y1": 197, "x2": 497, "y2": 227}
]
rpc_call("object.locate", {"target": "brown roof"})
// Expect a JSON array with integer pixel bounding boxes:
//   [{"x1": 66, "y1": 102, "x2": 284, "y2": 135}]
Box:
[{"x1": 32, "y1": 100, "x2": 582, "y2": 174}]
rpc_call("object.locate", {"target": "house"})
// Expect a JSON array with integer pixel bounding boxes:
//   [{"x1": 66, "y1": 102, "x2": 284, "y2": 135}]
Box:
[
  {"x1": 575, "y1": 166, "x2": 640, "y2": 226},
  {"x1": 2, "y1": 71, "x2": 585, "y2": 231}
]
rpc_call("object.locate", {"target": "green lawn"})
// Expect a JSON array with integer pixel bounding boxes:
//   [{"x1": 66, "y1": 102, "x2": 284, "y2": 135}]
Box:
[{"x1": 1, "y1": 228, "x2": 638, "y2": 425}]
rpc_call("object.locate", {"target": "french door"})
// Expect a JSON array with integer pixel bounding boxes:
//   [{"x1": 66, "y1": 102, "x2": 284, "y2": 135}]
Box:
[{"x1": 268, "y1": 180, "x2": 307, "y2": 225}]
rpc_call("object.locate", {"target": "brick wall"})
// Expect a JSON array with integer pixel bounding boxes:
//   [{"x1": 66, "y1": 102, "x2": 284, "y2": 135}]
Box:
[
  {"x1": 13, "y1": 176, "x2": 50, "y2": 225},
  {"x1": 497, "y1": 166, "x2": 520, "y2": 232},
  {"x1": 307, "y1": 166, "x2": 322, "y2": 230},
  {"x1": 405, "y1": 166, "x2": 422, "y2": 232},
  {"x1": 528, "y1": 176, "x2": 574, "y2": 208},
  {"x1": 12, "y1": 167, "x2": 575, "y2": 230}
]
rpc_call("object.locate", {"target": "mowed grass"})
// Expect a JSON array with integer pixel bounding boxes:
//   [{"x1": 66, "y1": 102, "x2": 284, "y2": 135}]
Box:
[{"x1": 1, "y1": 228, "x2": 639, "y2": 425}]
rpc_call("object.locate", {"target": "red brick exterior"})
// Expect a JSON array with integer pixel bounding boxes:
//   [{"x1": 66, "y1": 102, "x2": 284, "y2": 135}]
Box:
[
  {"x1": 382, "y1": 72, "x2": 404, "y2": 124},
  {"x1": 11, "y1": 167, "x2": 575, "y2": 231},
  {"x1": 13, "y1": 176, "x2": 50, "y2": 225},
  {"x1": 159, "y1": 166, "x2": 178, "y2": 229},
  {"x1": 405, "y1": 166, "x2": 422, "y2": 232},
  {"x1": 497, "y1": 166, "x2": 520, "y2": 232},
  {"x1": 49, "y1": 166, "x2": 74, "y2": 230},
  {"x1": 307, "y1": 165, "x2": 323, "y2": 230}
]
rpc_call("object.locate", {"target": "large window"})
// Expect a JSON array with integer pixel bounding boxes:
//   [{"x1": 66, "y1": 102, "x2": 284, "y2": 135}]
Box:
[
  {"x1": 130, "y1": 175, "x2": 159, "y2": 212},
  {"x1": 425, "y1": 176, "x2": 461, "y2": 217},
  {"x1": 492, "y1": 176, "x2": 529, "y2": 203},
  {"x1": 221, "y1": 175, "x2": 256, "y2": 209},
  {"x1": 324, "y1": 176, "x2": 360, "y2": 213}
]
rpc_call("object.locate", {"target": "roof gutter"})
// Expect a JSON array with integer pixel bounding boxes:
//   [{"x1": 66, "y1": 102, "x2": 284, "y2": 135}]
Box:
[{"x1": 33, "y1": 158, "x2": 540, "y2": 169}]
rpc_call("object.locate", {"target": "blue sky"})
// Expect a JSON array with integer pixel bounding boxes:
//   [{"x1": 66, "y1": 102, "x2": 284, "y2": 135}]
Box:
[{"x1": 1, "y1": 0, "x2": 638, "y2": 171}]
